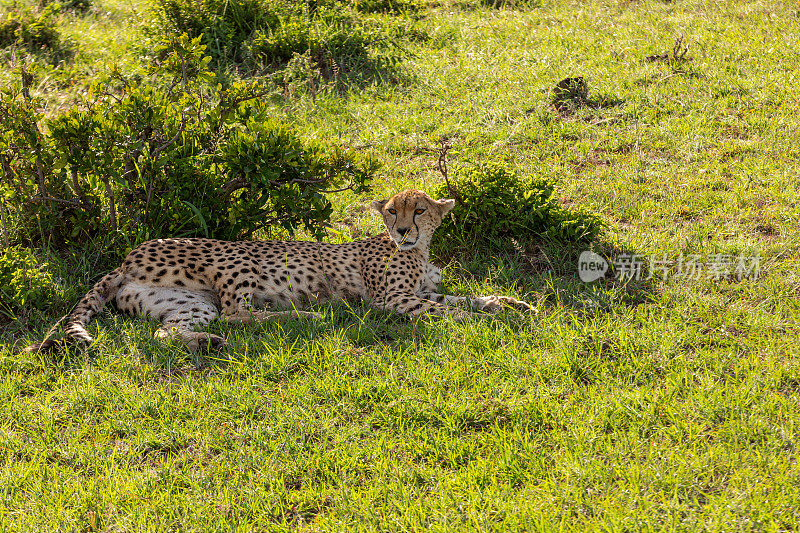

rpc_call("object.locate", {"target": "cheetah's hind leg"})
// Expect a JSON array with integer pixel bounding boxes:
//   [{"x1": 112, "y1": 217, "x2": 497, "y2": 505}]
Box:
[{"x1": 116, "y1": 283, "x2": 224, "y2": 353}]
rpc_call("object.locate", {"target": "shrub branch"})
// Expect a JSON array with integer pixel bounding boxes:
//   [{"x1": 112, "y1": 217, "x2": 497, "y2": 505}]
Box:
[
  {"x1": 0, "y1": 201, "x2": 8, "y2": 248},
  {"x1": 436, "y1": 140, "x2": 462, "y2": 205},
  {"x1": 30, "y1": 196, "x2": 81, "y2": 207}
]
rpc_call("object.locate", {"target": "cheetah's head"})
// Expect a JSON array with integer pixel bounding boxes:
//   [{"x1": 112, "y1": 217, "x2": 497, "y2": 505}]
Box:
[{"x1": 371, "y1": 189, "x2": 455, "y2": 252}]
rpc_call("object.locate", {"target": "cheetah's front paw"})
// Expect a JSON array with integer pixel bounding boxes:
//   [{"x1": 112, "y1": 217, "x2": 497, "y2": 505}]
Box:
[{"x1": 474, "y1": 295, "x2": 534, "y2": 314}]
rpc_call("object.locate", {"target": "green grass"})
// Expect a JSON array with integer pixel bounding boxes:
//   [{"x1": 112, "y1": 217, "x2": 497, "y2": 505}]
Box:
[{"x1": 2, "y1": 0, "x2": 800, "y2": 530}]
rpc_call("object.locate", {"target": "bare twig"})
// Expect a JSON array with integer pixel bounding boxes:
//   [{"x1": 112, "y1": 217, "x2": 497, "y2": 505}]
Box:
[
  {"x1": 165, "y1": 75, "x2": 181, "y2": 101},
  {"x1": 221, "y1": 176, "x2": 248, "y2": 194},
  {"x1": 219, "y1": 175, "x2": 249, "y2": 206},
  {"x1": 289, "y1": 177, "x2": 326, "y2": 185},
  {"x1": 436, "y1": 140, "x2": 462, "y2": 205},
  {"x1": 222, "y1": 176, "x2": 248, "y2": 194},
  {"x1": 33, "y1": 157, "x2": 47, "y2": 199},
  {"x1": 673, "y1": 35, "x2": 689, "y2": 61},
  {"x1": 220, "y1": 173, "x2": 359, "y2": 206},
  {"x1": 29, "y1": 195, "x2": 81, "y2": 207},
  {"x1": 0, "y1": 201, "x2": 9, "y2": 248},
  {"x1": 319, "y1": 184, "x2": 359, "y2": 194},
  {"x1": 646, "y1": 35, "x2": 692, "y2": 63},
  {"x1": 111, "y1": 69, "x2": 131, "y2": 91},
  {"x1": 152, "y1": 117, "x2": 187, "y2": 162}
]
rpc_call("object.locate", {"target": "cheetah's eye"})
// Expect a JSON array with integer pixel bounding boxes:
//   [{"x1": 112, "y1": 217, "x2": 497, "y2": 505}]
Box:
[
  {"x1": 388, "y1": 208, "x2": 397, "y2": 215},
  {"x1": 414, "y1": 208, "x2": 425, "y2": 215}
]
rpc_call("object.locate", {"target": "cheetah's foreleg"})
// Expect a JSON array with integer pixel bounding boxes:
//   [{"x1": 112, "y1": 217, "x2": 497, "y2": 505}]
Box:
[
  {"x1": 417, "y1": 290, "x2": 533, "y2": 314},
  {"x1": 374, "y1": 291, "x2": 473, "y2": 322}
]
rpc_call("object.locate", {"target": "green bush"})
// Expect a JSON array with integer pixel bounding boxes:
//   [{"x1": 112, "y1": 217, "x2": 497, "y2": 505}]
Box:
[
  {"x1": 479, "y1": 0, "x2": 542, "y2": 8},
  {"x1": 434, "y1": 162, "x2": 603, "y2": 251},
  {"x1": 0, "y1": 3, "x2": 72, "y2": 60},
  {"x1": 0, "y1": 35, "x2": 378, "y2": 252},
  {"x1": 152, "y1": 0, "x2": 405, "y2": 78},
  {"x1": 0, "y1": 3, "x2": 59, "y2": 48},
  {"x1": 53, "y1": 0, "x2": 93, "y2": 13},
  {"x1": 351, "y1": 0, "x2": 422, "y2": 14},
  {"x1": 247, "y1": 7, "x2": 377, "y2": 77},
  {"x1": 155, "y1": 0, "x2": 273, "y2": 63},
  {"x1": 0, "y1": 247, "x2": 60, "y2": 317}
]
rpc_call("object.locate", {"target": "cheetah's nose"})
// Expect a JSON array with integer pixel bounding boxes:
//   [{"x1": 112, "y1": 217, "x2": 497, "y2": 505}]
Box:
[{"x1": 397, "y1": 227, "x2": 410, "y2": 236}]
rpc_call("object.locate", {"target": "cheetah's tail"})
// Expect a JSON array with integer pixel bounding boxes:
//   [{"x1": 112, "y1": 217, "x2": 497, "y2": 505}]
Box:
[{"x1": 23, "y1": 268, "x2": 126, "y2": 354}]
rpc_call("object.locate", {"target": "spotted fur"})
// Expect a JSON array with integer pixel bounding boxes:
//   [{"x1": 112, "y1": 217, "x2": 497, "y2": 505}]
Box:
[{"x1": 25, "y1": 189, "x2": 531, "y2": 353}]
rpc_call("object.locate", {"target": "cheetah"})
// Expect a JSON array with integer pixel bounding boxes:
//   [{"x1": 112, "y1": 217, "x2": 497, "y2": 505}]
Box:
[{"x1": 25, "y1": 189, "x2": 532, "y2": 353}]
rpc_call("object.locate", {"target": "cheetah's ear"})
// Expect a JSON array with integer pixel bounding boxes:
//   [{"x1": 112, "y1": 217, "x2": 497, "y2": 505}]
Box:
[
  {"x1": 371, "y1": 199, "x2": 387, "y2": 212},
  {"x1": 437, "y1": 199, "x2": 456, "y2": 215}
]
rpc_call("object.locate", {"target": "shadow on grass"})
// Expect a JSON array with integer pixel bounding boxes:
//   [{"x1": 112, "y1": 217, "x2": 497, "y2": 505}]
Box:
[
  {"x1": 7, "y1": 304, "x2": 425, "y2": 374},
  {"x1": 433, "y1": 239, "x2": 660, "y2": 315}
]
